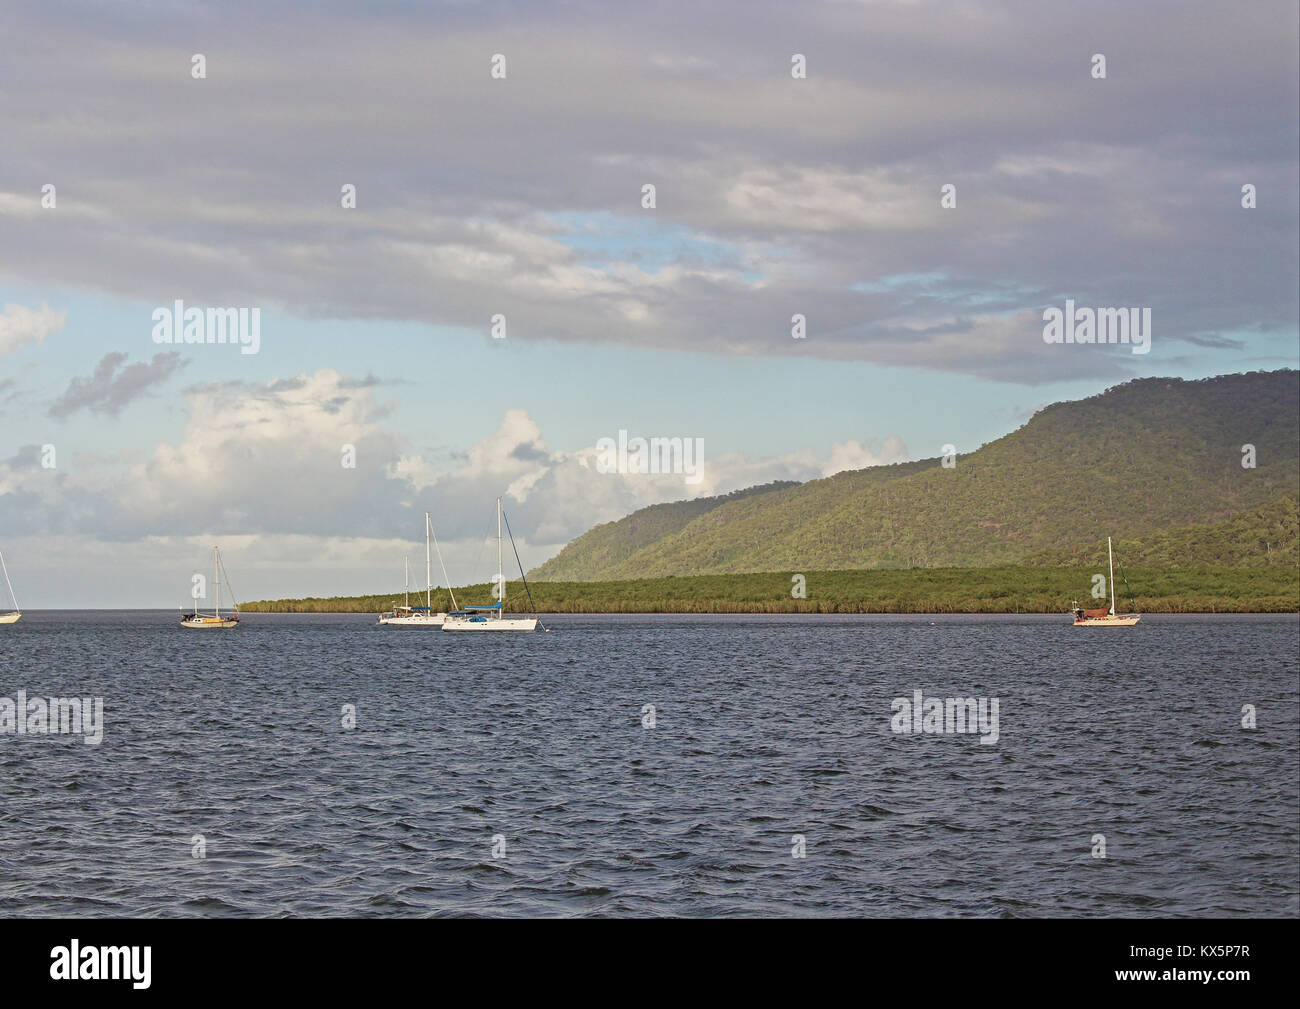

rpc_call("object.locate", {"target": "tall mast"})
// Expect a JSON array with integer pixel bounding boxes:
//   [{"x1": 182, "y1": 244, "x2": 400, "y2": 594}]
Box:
[
  {"x1": 497, "y1": 496, "x2": 503, "y2": 618},
  {"x1": 214, "y1": 546, "x2": 220, "y2": 618},
  {"x1": 425, "y1": 512, "x2": 432, "y2": 612},
  {"x1": 1108, "y1": 536, "x2": 1116, "y2": 615},
  {"x1": 404, "y1": 556, "x2": 409, "y2": 609},
  {"x1": 0, "y1": 551, "x2": 18, "y2": 612}
]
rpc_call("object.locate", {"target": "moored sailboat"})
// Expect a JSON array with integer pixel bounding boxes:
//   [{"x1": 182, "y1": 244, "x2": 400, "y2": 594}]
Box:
[
  {"x1": 0, "y1": 550, "x2": 21, "y2": 624},
  {"x1": 378, "y1": 513, "x2": 455, "y2": 626},
  {"x1": 181, "y1": 546, "x2": 240, "y2": 629},
  {"x1": 442, "y1": 498, "x2": 541, "y2": 632},
  {"x1": 1071, "y1": 537, "x2": 1141, "y2": 626}
]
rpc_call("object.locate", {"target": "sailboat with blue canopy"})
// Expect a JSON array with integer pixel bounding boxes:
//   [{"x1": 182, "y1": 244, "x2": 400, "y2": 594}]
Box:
[
  {"x1": 378, "y1": 513, "x2": 456, "y2": 626},
  {"x1": 442, "y1": 498, "x2": 542, "y2": 632}
]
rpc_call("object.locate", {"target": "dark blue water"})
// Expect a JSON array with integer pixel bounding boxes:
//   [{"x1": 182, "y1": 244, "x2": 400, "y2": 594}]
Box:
[{"x1": 1, "y1": 611, "x2": 1296, "y2": 917}]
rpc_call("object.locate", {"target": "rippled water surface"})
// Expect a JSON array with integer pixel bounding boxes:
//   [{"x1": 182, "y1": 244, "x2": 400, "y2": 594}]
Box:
[{"x1": 1, "y1": 611, "x2": 1296, "y2": 917}]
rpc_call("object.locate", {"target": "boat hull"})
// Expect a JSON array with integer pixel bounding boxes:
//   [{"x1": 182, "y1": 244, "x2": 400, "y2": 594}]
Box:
[
  {"x1": 0, "y1": 611, "x2": 20, "y2": 625},
  {"x1": 377, "y1": 612, "x2": 447, "y2": 626},
  {"x1": 181, "y1": 616, "x2": 239, "y2": 629},
  {"x1": 442, "y1": 617, "x2": 538, "y2": 632},
  {"x1": 1073, "y1": 615, "x2": 1141, "y2": 626}
]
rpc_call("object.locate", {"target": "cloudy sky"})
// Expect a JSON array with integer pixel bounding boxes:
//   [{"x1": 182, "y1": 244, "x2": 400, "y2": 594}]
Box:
[{"x1": 1, "y1": 0, "x2": 1297, "y2": 607}]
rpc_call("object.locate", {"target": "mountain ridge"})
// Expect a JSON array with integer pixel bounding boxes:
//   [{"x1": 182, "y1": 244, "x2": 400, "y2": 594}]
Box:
[{"x1": 531, "y1": 370, "x2": 1300, "y2": 580}]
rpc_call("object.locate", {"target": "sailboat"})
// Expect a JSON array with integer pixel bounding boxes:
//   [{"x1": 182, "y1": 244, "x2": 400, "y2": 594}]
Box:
[
  {"x1": 378, "y1": 513, "x2": 455, "y2": 626},
  {"x1": 1071, "y1": 537, "x2": 1141, "y2": 626},
  {"x1": 0, "y1": 550, "x2": 21, "y2": 624},
  {"x1": 442, "y1": 498, "x2": 540, "y2": 632},
  {"x1": 180, "y1": 546, "x2": 240, "y2": 629}
]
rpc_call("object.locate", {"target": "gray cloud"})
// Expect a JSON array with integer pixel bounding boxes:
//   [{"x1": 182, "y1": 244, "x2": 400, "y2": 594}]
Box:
[
  {"x1": 49, "y1": 351, "x2": 187, "y2": 418},
  {"x1": 0, "y1": 0, "x2": 1293, "y2": 384}
]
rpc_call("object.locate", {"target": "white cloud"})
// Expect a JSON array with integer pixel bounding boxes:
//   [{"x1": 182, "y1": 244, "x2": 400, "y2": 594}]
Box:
[
  {"x1": 88, "y1": 370, "x2": 406, "y2": 539},
  {"x1": 824, "y1": 436, "x2": 909, "y2": 475},
  {"x1": 0, "y1": 302, "x2": 65, "y2": 357},
  {"x1": 0, "y1": 368, "x2": 910, "y2": 601}
]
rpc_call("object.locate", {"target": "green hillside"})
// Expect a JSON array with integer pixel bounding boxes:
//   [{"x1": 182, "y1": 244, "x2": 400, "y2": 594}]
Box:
[
  {"x1": 1026, "y1": 493, "x2": 1299, "y2": 567},
  {"x1": 531, "y1": 480, "x2": 797, "y2": 579},
  {"x1": 531, "y1": 370, "x2": 1300, "y2": 580}
]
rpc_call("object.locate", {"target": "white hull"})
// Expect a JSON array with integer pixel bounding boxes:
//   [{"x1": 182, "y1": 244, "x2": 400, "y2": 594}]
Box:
[
  {"x1": 443, "y1": 617, "x2": 538, "y2": 632},
  {"x1": 378, "y1": 612, "x2": 447, "y2": 626},
  {"x1": 181, "y1": 616, "x2": 239, "y2": 629},
  {"x1": 1073, "y1": 615, "x2": 1141, "y2": 626},
  {"x1": 0, "y1": 611, "x2": 20, "y2": 625},
  {"x1": 1071, "y1": 539, "x2": 1140, "y2": 627}
]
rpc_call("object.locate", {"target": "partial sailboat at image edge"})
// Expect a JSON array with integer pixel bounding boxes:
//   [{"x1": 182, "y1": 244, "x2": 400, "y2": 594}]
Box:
[
  {"x1": 0, "y1": 549, "x2": 20, "y2": 624},
  {"x1": 442, "y1": 497, "x2": 543, "y2": 632},
  {"x1": 1071, "y1": 536, "x2": 1142, "y2": 627},
  {"x1": 378, "y1": 513, "x2": 455, "y2": 626},
  {"x1": 181, "y1": 546, "x2": 240, "y2": 629}
]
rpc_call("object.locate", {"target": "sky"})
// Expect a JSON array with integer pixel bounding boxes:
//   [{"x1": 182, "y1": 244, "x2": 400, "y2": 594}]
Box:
[{"x1": 1, "y1": 0, "x2": 1297, "y2": 607}]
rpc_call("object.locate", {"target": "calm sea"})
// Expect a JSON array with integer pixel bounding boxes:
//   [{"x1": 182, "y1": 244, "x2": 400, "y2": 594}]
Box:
[{"x1": 1, "y1": 611, "x2": 1296, "y2": 917}]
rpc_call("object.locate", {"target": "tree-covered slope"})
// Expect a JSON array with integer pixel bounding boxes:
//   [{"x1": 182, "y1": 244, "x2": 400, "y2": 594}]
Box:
[
  {"x1": 1025, "y1": 493, "x2": 1299, "y2": 568},
  {"x1": 528, "y1": 480, "x2": 797, "y2": 581},
  {"x1": 531, "y1": 371, "x2": 1299, "y2": 579}
]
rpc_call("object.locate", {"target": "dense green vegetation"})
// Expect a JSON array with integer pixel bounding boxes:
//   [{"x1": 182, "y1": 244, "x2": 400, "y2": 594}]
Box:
[
  {"x1": 1026, "y1": 493, "x2": 1299, "y2": 567},
  {"x1": 530, "y1": 371, "x2": 1299, "y2": 580},
  {"x1": 241, "y1": 566, "x2": 1299, "y2": 613},
  {"x1": 530, "y1": 480, "x2": 798, "y2": 576}
]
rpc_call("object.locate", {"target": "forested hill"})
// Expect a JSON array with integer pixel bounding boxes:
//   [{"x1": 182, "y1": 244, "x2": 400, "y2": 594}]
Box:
[{"x1": 530, "y1": 370, "x2": 1299, "y2": 580}]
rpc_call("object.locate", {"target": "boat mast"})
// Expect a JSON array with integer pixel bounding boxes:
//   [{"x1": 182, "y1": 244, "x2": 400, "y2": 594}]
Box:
[
  {"x1": 1108, "y1": 536, "x2": 1116, "y2": 615},
  {"x1": 404, "y1": 556, "x2": 409, "y2": 609},
  {"x1": 214, "y1": 546, "x2": 220, "y2": 619},
  {"x1": 425, "y1": 512, "x2": 432, "y2": 612},
  {"x1": 0, "y1": 551, "x2": 18, "y2": 612},
  {"x1": 497, "y1": 496, "x2": 503, "y2": 618}
]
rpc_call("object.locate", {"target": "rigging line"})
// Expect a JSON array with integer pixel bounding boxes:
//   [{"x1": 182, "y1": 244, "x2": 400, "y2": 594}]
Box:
[
  {"x1": 218, "y1": 551, "x2": 239, "y2": 609},
  {"x1": 429, "y1": 523, "x2": 458, "y2": 612},
  {"x1": 0, "y1": 551, "x2": 17, "y2": 611},
  {"x1": 501, "y1": 508, "x2": 546, "y2": 631},
  {"x1": 1118, "y1": 562, "x2": 1136, "y2": 611}
]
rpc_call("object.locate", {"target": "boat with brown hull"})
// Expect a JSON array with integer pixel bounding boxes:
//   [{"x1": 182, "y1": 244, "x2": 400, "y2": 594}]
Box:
[{"x1": 1071, "y1": 537, "x2": 1141, "y2": 626}]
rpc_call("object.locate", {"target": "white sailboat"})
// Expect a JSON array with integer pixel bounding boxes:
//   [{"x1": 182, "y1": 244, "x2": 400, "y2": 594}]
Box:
[
  {"x1": 1071, "y1": 537, "x2": 1141, "y2": 626},
  {"x1": 181, "y1": 546, "x2": 240, "y2": 629},
  {"x1": 0, "y1": 550, "x2": 21, "y2": 624},
  {"x1": 442, "y1": 498, "x2": 540, "y2": 632},
  {"x1": 378, "y1": 513, "x2": 454, "y2": 626}
]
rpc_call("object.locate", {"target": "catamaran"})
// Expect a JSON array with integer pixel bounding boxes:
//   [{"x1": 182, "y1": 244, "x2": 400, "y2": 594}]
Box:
[
  {"x1": 0, "y1": 550, "x2": 21, "y2": 624},
  {"x1": 442, "y1": 498, "x2": 541, "y2": 632},
  {"x1": 181, "y1": 546, "x2": 240, "y2": 629},
  {"x1": 378, "y1": 513, "x2": 455, "y2": 626},
  {"x1": 1071, "y1": 537, "x2": 1141, "y2": 626}
]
